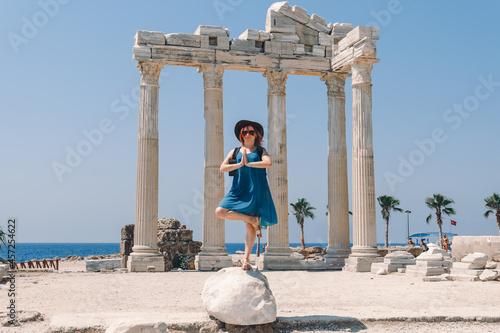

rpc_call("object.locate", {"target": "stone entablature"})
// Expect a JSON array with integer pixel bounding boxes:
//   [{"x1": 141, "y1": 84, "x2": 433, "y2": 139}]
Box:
[{"x1": 132, "y1": 1, "x2": 378, "y2": 76}]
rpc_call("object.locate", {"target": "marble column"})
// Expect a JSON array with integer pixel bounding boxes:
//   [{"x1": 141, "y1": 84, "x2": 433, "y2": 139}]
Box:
[
  {"x1": 258, "y1": 70, "x2": 295, "y2": 270},
  {"x1": 322, "y1": 72, "x2": 351, "y2": 269},
  {"x1": 128, "y1": 60, "x2": 165, "y2": 272},
  {"x1": 344, "y1": 58, "x2": 380, "y2": 272},
  {"x1": 195, "y1": 65, "x2": 232, "y2": 271}
]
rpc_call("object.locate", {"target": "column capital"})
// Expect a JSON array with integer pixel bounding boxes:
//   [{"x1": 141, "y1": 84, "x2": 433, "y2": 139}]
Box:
[
  {"x1": 137, "y1": 61, "x2": 164, "y2": 86},
  {"x1": 264, "y1": 70, "x2": 287, "y2": 95},
  {"x1": 198, "y1": 65, "x2": 225, "y2": 89},
  {"x1": 350, "y1": 58, "x2": 378, "y2": 86},
  {"x1": 322, "y1": 72, "x2": 350, "y2": 98}
]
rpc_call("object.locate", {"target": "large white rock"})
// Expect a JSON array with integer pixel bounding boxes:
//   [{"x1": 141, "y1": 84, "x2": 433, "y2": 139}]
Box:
[
  {"x1": 461, "y1": 252, "x2": 488, "y2": 268},
  {"x1": 202, "y1": 267, "x2": 276, "y2": 325}
]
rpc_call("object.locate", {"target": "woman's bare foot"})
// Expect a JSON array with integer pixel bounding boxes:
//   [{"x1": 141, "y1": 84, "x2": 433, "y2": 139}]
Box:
[{"x1": 242, "y1": 259, "x2": 251, "y2": 270}]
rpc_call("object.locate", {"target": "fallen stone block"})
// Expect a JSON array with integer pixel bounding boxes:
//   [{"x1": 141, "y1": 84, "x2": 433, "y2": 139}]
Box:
[
  {"x1": 86, "y1": 259, "x2": 121, "y2": 272},
  {"x1": 479, "y1": 270, "x2": 498, "y2": 281},
  {"x1": 461, "y1": 252, "x2": 488, "y2": 268},
  {"x1": 238, "y1": 28, "x2": 260, "y2": 40}
]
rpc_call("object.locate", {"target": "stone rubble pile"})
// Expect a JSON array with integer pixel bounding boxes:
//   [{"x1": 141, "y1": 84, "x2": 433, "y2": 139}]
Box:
[
  {"x1": 371, "y1": 251, "x2": 416, "y2": 275},
  {"x1": 134, "y1": 1, "x2": 378, "y2": 60},
  {"x1": 120, "y1": 218, "x2": 201, "y2": 271},
  {"x1": 405, "y1": 248, "x2": 452, "y2": 277},
  {"x1": 449, "y1": 252, "x2": 500, "y2": 281}
]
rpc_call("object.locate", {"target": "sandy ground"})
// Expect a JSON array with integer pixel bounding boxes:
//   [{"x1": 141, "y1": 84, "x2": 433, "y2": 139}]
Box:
[{"x1": 1, "y1": 255, "x2": 500, "y2": 332}]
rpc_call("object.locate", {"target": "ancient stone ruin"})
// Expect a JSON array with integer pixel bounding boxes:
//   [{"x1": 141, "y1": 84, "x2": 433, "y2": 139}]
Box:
[
  {"x1": 121, "y1": 218, "x2": 201, "y2": 271},
  {"x1": 128, "y1": 1, "x2": 381, "y2": 272}
]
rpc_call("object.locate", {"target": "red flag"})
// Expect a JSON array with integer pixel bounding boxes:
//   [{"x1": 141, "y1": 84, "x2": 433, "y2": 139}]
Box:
[{"x1": 451, "y1": 220, "x2": 457, "y2": 226}]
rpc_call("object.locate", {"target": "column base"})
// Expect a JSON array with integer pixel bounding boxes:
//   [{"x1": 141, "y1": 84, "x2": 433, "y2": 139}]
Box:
[
  {"x1": 325, "y1": 247, "x2": 351, "y2": 270},
  {"x1": 195, "y1": 252, "x2": 233, "y2": 271},
  {"x1": 343, "y1": 256, "x2": 383, "y2": 272},
  {"x1": 257, "y1": 246, "x2": 298, "y2": 270},
  {"x1": 127, "y1": 254, "x2": 165, "y2": 272}
]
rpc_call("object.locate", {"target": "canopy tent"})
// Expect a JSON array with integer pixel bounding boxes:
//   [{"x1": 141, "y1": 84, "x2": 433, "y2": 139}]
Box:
[{"x1": 409, "y1": 232, "x2": 456, "y2": 238}]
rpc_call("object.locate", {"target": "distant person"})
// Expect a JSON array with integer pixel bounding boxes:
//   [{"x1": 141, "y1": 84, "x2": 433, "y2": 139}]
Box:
[
  {"x1": 420, "y1": 239, "x2": 428, "y2": 252},
  {"x1": 407, "y1": 238, "x2": 415, "y2": 246},
  {"x1": 215, "y1": 120, "x2": 277, "y2": 270},
  {"x1": 442, "y1": 234, "x2": 451, "y2": 251}
]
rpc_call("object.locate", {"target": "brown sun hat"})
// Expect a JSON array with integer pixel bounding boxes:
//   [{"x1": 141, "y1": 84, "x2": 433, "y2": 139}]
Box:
[{"x1": 234, "y1": 120, "x2": 264, "y2": 140}]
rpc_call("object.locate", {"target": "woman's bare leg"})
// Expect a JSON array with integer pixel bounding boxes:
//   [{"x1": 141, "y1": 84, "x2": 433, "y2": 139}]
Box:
[
  {"x1": 244, "y1": 222, "x2": 256, "y2": 261},
  {"x1": 215, "y1": 207, "x2": 258, "y2": 224}
]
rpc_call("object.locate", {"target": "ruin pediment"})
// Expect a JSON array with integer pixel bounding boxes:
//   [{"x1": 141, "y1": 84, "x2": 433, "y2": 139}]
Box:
[{"x1": 133, "y1": 1, "x2": 379, "y2": 75}]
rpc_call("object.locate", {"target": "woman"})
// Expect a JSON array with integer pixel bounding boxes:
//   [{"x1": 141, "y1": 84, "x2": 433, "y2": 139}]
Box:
[
  {"x1": 442, "y1": 234, "x2": 451, "y2": 252},
  {"x1": 215, "y1": 120, "x2": 278, "y2": 270}
]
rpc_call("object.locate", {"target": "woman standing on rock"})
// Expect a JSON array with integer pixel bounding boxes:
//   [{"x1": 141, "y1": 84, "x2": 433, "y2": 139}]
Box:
[{"x1": 215, "y1": 120, "x2": 278, "y2": 270}]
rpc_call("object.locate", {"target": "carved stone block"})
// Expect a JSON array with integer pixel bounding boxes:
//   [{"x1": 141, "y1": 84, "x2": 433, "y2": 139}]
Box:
[
  {"x1": 201, "y1": 35, "x2": 229, "y2": 50},
  {"x1": 295, "y1": 22, "x2": 318, "y2": 45},
  {"x1": 338, "y1": 26, "x2": 379, "y2": 52},
  {"x1": 230, "y1": 39, "x2": 262, "y2": 53},
  {"x1": 319, "y1": 32, "x2": 334, "y2": 46},
  {"x1": 292, "y1": 5, "x2": 309, "y2": 24},
  {"x1": 135, "y1": 30, "x2": 165, "y2": 45},
  {"x1": 266, "y1": 11, "x2": 296, "y2": 34},
  {"x1": 165, "y1": 33, "x2": 201, "y2": 48},
  {"x1": 121, "y1": 224, "x2": 135, "y2": 241},
  {"x1": 194, "y1": 25, "x2": 230, "y2": 37},
  {"x1": 312, "y1": 45, "x2": 325, "y2": 57},
  {"x1": 238, "y1": 29, "x2": 260, "y2": 40}
]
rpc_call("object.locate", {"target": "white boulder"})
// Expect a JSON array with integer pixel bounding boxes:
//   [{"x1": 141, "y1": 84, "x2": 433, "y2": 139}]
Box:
[{"x1": 202, "y1": 267, "x2": 276, "y2": 325}]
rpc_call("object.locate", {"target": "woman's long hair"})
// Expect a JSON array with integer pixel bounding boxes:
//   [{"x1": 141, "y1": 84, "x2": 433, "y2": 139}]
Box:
[{"x1": 239, "y1": 127, "x2": 263, "y2": 146}]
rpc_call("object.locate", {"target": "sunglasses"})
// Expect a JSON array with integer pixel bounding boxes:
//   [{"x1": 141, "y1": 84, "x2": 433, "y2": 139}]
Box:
[{"x1": 242, "y1": 130, "x2": 255, "y2": 136}]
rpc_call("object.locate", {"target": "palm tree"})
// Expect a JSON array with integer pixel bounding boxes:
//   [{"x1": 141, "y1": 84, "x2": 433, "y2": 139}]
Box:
[
  {"x1": 0, "y1": 227, "x2": 6, "y2": 262},
  {"x1": 425, "y1": 194, "x2": 456, "y2": 243},
  {"x1": 484, "y1": 192, "x2": 500, "y2": 235},
  {"x1": 377, "y1": 195, "x2": 403, "y2": 247},
  {"x1": 290, "y1": 198, "x2": 316, "y2": 249}
]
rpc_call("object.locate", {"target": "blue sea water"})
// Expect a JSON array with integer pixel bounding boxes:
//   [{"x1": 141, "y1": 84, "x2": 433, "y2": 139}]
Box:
[{"x1": 4, "y1": 242, "x2": 407, "y2": 262}]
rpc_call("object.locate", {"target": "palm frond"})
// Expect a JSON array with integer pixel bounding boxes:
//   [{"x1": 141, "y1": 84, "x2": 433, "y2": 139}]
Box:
[
  {"x1": 443, "y1": 207, "x2": 456, "y2": 216},
  {"x1": 426, "y1": 214, "x2": 432, "y2": 224},
  {"x1": 484, "y1": 210, "x2": 494, "y2": 218}
]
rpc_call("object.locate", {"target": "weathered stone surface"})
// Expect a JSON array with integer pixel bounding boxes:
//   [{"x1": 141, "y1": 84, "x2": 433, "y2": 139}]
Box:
[
  {"x1": 319, "y1": 32, "x2": 334, "y2": 46},
  {"x1": 451, "y1": 236, "x2": 500, "y2": 262},
  {"x1": 376, "y1": 268, "x2": 387, "y2": 275},
  {"x1": 312, "y1": 45, "x2": 325, "y2": 57},
  {"x1": 200, "y1": 35, "x2": 230, "y2": 50},
  {"x1": 461, "y1": 252, "x2": 488, "y2": 268},
  {"x1": 383, "y1": 251, "x2": 416, "y2": 265},
  {"x1": 295, "y1": 22, "x2": 318, "y2": 45},
  {"x1": 194, "y1": 25, "x2": 230, "y2": 37},
  {"x1": 238, "y1": 29, "x2": 260, "y2": 41},
  {"x1": 293, "y1": 43, "x2": 305, "y2": 55},
  {"x1": 120, "y1": 240, "x2": 133, "y2": 255},
  {"x1": 331, "y1": 22, "x2": 354, "y2": 42},
  {"x1": 449, "y1": 267, "x2": 483, "y2": 277},
  {"x1": 307, "y1": 13, "x2": 329, "y2": 33},
  {"x1": 266, "y1": 9, "x2": 296, "y2": 34},
  {"x1": 106, "y1": 319, "x2": 169, "y2": 333},
  {"x1": 230, "y1": 39, "x2": 262, "y2": 53},
  {"x1": 135, "y1": 30, "x2": 165, "y2": 45},
  {"x1": 158, "y1": 218, "x2": 181, "y2": 229},
  {"x1": 165, "y1": 33, "x2": 200, "y2": 48},
  {"x1": 453, "y1": 262, "x2": 485, "y2": 270},
  {"x1": 0, "y1": 264, "x2": 8, "y2": 280},
  {"x1": 121, "y1": 224, "x2": 134, "y2": 241},
  {"x1": 202, "y1": 267, "x2": 276, "y2": 325},
  {"x1": 272, "y1": 33, "x2": 300, "y2": 43},
  {"x1": 264, "y1": 41, "x2": 293, "y2": 55},
  {"x1": 479, "y1": 270, "x2": 498, "y2": 281},
  {"x1": 338, "y1": 26, "x2": 379, "y2": 52},
  {"x1": 486, "y1": 261, "x2": 498, "y2": 269},
  {"x1": 291, "y1": 5, "x2": 309, "y2": 24},
  {"x1": 86, "y1": 259, "x2": 121, "y2": 272},
  {"x1": 305, "y1": 246, "x2": 324, "y2": 254}
]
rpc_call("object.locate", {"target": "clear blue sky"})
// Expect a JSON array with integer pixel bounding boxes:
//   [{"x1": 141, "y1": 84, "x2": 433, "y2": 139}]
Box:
[{"x1": 1, "y1": 0, "x2": 499, "y2": 244}]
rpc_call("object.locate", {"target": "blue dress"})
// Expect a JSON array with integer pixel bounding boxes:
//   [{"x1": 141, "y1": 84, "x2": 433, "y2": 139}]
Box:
[{"x1": 218, "y1": 148, "x2": 278, "y2": 227}]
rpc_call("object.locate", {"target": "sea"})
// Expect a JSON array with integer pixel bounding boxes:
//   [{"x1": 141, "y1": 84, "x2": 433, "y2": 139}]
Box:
[{"x1": 3, "y1": 242, "x2": 407, "y2": 262}]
